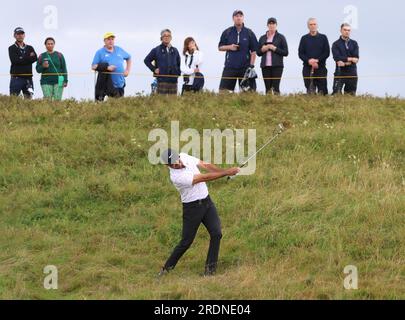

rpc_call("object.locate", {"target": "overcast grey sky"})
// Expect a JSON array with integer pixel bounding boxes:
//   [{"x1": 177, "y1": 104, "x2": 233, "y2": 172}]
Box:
[{"x1": 1, "y1": 0, "x2": 404, "y2": 99}]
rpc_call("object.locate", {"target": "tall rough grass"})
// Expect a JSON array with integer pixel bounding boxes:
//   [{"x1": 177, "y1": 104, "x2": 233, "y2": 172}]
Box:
[{"x1": 0, "y1": 94, "x2": 404, "y2": 299}]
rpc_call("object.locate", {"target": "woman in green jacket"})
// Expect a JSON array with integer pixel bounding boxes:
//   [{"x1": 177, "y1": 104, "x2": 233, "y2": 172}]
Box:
[{"x1": 36, "y1": 37, "x2": 68, "y2": 101}]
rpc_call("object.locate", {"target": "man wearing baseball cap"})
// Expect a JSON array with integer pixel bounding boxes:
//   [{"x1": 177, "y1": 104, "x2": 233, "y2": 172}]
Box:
[
  {"x1": 8, "y1": 27, "x2": 38, "y2": 99},
  {"x1": 158, "y1": 149, "x2": 240, "y2": 277},
  {"x1": 218, "y1": 10, "x2": 258, "y2": 92},
  {"x1": 92, "y1": 32, "x2": 132, "y2": 100}
]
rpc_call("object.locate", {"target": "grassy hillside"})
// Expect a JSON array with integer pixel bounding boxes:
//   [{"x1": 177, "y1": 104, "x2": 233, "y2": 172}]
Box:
[{"x1": 0, "y1": 93, "x2": 404, "y2": 299}]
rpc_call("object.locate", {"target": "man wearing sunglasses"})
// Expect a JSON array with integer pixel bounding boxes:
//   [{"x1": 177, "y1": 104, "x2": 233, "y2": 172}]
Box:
[{"x1": 144, "y1": 29, "x2": 181, "y2": 95}]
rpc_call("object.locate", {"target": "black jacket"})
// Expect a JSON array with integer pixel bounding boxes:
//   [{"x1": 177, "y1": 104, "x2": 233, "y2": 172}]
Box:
[
  {"x1": 9, "y1": 42, "x2": 37, "y2": 78},
  {"x1": 95, "y1": 63, "x2": 117, "y2": 101},
  {"x1": 257, "y1": 31, "x2": 289, "y2": 68},
  {"x1": 298, "y1": 33, "x2": 330, "y2": 67},
  {"x1": 332, "y1": 37, "x2": 359, "y2": 71}
]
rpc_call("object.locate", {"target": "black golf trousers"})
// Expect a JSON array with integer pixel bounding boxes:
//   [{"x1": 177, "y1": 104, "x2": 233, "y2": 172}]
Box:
[
  {"x1": 219, "y1": 67, "x2": 257, "y2": 92},
  {"x1": 164, "y1": 196, "x2": 222, "y2": 273},
  {"x1": 303, "y1": 65, "x2": 328, "y2": 95},
  {"x1": 262, "y1": 66, "x2": 284, "y2": 94},
  {"x1": 332, "y1": 68, "x2": 358, "y2": 95}
]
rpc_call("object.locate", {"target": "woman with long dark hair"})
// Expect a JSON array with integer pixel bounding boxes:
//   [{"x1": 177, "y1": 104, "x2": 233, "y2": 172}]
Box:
[{"x1": 181, "y1": 37, "x2": 204, "y2": 93}]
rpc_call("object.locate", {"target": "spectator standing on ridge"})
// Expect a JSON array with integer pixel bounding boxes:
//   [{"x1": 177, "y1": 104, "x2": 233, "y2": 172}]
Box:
[
  {"x1": 9, "y1": 27, "x2": 37, "y2": 99},
  {"x1": 181, "y1": 37, "x2": 204, "y2": 94},
  {"x1": 92, "y1": 32, "x2": 132, "y2": 100},
  {"x1": 36, "y1": 37, "x2": 68, "y2": 101},
  {"x1": 298, "y1": 18, "x2": 330, "y2": 95},
  {"x1": 218, "y1": 10, "x2": 259, "y2": 93},
  {"x1": 332, "y1": 23, "x2": 360, "y2": 95},
  {"x1": 257, "y1": 17, "x2": 289, "y2": 95},
  {"x1": 144, "y1": 29, "x2": 181, "y2": 95}
]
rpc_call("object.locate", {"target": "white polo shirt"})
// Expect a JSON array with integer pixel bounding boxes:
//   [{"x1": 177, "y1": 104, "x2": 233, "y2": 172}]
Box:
[{"x1": 169, "y1": 153, "x2": 209, "y2": 204}]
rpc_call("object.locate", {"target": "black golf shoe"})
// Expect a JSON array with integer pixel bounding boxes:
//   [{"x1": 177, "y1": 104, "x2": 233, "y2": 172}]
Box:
[
  {"x1": 157, "y1": 267, "x2": 171, "y2": 279},
  {"x1": 203, "y1": 266, "x2": 217, "y2": 277}
]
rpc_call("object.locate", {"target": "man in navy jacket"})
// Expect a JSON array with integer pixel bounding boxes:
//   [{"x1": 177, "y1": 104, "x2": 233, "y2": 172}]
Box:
[
  {"x1": 144, "y1": 29, "x2": 181, "y2": 95},
  {"x1": 218, "y1": 10, "x2": 258, "y2": 92},
  {"x1": 298, "y1": 18, "x2": 330, "y2": 95},
  {"x1": 332, "y1": 23, "x2": 360, "y2": 95},
  {"x1": 9, "y1": 27, "x2": 37, "y2": 99}
]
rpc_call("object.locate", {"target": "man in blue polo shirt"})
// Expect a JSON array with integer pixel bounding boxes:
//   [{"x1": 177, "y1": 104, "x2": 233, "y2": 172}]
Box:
[
  {"x1": 92, "y1": 32, "x2": 132, "y2": 99},
  {"x1": 218, "y1": 10, "x2": 258, "y2": 92}
]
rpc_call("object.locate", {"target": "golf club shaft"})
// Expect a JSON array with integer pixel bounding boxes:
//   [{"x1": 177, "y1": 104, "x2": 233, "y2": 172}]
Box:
[
  {"x1": 227, "y1": 125, "x2": 285, "y2": 180},
  {"x1": 239, "y1": 132, "x2": 282, "y2": 168},
  {"x1": 309, "y1": 67, "x2": 315, "y2": 94}
]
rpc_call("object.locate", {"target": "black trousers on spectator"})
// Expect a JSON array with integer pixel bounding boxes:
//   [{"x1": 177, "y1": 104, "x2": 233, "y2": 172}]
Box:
[
  {"x1": 10, "y1": 77, "x2": 34, "y2": 99},
  {"x1": 96, "y1": 87, "x2": 125, "y2": 101},
  {"x1": 262, "y1": 66, "x2": 284, "y2": 94},
  {"x1": 219, "y1": 67, "x2": 256, "y2": 92},
  {"x1": 333, "y1": 68, "x2": 358, "y2": 95},
  {"x1": 303, "y1": 65, "x2": 328, "y2": 95},
  {"x1": 164, "y1": 196, "x2": 222, "y2": 273}
]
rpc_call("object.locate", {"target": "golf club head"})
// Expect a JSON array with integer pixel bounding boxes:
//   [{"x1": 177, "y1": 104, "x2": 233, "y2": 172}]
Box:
[
  {"x1": 277, "y1": 121, "x2": 292, "y2": 134},
  {"x1": 227, "y1": 174, "x2": 239, "y2": 181}
]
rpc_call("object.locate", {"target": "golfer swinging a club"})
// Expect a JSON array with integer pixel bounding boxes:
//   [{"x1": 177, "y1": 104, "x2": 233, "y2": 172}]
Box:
[{"x1": 159, "y1": 149, "x2": 240, "y2": 277}]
